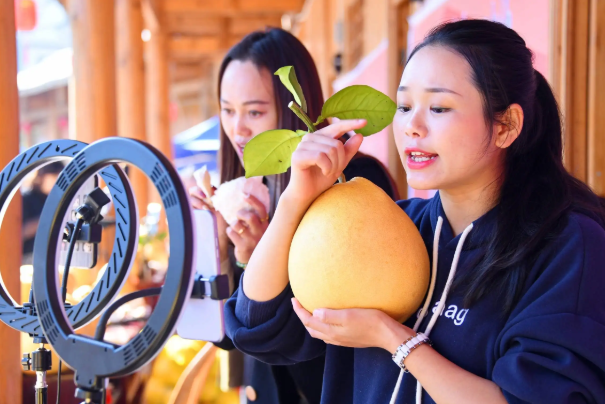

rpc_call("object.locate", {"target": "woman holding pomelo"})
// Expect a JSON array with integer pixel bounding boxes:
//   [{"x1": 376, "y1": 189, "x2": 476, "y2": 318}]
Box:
[{"x1": 225, "y1": 20, "x2": 605, "y2": 404}]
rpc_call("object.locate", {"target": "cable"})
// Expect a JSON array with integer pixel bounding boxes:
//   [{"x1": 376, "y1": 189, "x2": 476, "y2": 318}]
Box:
[
  {"x1": 61, "y1": 218, "x2": 84, "y2": 303},
  {"x1": 94, "y1": 287, "x2": 162, "y2": 341},
  {"x1": 56, "y1": 360, "x2": 61, "y2": 404},
  {"x1": 56, "y1": 218, "x2": 84, "y2": 404}
]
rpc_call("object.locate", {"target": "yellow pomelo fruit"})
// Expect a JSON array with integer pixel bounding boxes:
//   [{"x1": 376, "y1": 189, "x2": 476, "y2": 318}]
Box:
[{"x1": 288, "y1": 177, "x2": 430, "y2": 322}]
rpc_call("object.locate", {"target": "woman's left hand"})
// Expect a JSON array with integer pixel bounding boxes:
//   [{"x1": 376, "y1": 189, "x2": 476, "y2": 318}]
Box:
[
  {"x1": 292, "y1": 298, "x2": 414, "y2": 351},
  {"x1": 227, "y1": 194, "x2": 270, "y2": 264}
]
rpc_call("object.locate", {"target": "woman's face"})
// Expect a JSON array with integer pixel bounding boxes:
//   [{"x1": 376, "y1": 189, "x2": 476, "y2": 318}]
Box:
[
  {"x1": 393, "y1": 45, "x2": 506, "y2": 194},
  {"x1": 220, "y1": 60, "x2": 279, "y2": 166}
]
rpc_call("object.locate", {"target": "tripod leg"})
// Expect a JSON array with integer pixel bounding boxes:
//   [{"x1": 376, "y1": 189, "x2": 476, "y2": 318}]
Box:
[{"x1": 35, "y1": 371, "x2": 48, "y2": 404}]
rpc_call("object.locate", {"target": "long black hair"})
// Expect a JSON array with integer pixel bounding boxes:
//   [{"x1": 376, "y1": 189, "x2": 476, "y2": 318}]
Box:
[
  {"x1": 407, "y1": 20, "x2": 605, "y2": 313},
  {"x1": 217, "y1": 28, "x2": 326, "y2": 214}
]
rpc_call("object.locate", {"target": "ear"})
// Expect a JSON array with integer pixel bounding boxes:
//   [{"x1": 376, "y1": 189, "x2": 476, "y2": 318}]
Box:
[{"x1": 494, "y1": 104, "x2": 524, "y2": 149}]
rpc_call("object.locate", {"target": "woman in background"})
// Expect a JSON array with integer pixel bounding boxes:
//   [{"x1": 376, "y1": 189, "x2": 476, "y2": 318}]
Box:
[{"x1": 190, "y1": 28, "x2": 398, "y2": 404}]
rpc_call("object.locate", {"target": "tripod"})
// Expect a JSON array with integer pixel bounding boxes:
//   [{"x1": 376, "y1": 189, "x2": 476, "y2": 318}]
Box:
[{"x1": 21, "y1": 336, "x2": 52, "y2": 404}]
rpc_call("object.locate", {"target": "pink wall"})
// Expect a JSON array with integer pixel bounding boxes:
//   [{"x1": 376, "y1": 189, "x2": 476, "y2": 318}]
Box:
[
  {"x1": 408, "y1": 0, "x2": 550, "y2": 77},
  {"x1": 332, "y1": 40, "x2": 390, "y2": 168}
]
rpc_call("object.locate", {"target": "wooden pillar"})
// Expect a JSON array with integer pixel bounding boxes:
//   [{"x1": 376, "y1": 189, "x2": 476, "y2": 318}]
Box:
[
  {"x1": 550, "y1": 0, "x2": 590, "y2": 181},
  {"x1": 68, "y1": 0, "x2": 117, "y2": 143},
  {"x1": 551, "y1": 0, "x2": 605, "y2": 195},
  {"x1": 145, "y1": 25, "x2": 173, "y2": 161},
  {"x1": 0, "y1": 2, "x2": 23, "y2": 403},
  {"x1": 587, "y1": 0, "x2": 605, "y2": 196},
  {"x1": 387, "y1": 0, "x2": 410, "y2": 198},
  {"x1": 116, "y1": 0, "x2": 149, "y2": 213}
]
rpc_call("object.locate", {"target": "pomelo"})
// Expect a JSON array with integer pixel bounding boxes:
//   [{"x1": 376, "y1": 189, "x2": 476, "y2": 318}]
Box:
[{"x1": 288, "y1": 177, "x2": 430, "y2": 322}]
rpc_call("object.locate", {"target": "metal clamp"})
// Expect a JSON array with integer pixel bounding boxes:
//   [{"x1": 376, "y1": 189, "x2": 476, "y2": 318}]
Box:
[{"x1": 191, "y1": 275, "x2": 230, "y2": 300}]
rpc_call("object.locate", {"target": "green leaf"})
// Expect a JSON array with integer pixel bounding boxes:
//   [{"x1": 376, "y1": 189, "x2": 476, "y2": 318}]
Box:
[
  {"x1": 313, "y1": 115, "x2": 325, "y2": 126},
  {"x1": 296, "y1": 130, "x2": 307, "y2": 137},
  {"x1": 243, "y1": 129, "x2": 305, "y2": 178},
  {"x1": 321, "y1": 85, "x2": 397, "y2": 136},
  {"x1": 274, "y1": 66, "x2": 308, "y2": 113}
]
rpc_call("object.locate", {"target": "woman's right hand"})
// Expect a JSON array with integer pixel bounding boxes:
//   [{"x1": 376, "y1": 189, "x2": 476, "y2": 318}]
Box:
[{"x1": 284, "y1": 119, "x2": 365, "y2": 205}]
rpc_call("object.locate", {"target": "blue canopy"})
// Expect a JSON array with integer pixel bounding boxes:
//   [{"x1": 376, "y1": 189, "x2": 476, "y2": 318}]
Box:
[{"x1": 172, "y1": 115, "x2": 220, "y2": 173}]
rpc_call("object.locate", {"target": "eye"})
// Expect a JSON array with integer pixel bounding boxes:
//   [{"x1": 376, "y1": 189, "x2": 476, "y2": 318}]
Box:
[
  {"x1": 397, "y1": 106, "x2": 411, "y2": 113},
  {"x1": 221, "y1": 108, "x2": 234, "y2": 115},
  {"x1": 249, "y1": 110, "x2": 264, "y2": 118},
  {"x1": 431, "y1": 107, "x2": 451, "y2": 114}
]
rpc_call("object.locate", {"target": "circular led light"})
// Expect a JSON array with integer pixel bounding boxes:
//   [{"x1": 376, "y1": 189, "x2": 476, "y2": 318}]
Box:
[
  {"x1": 33, "y1": 138, "x2": 195, "y2": 388},
  {"x1": 0, "y1": 140, "x2": 136, "y2": 336}
]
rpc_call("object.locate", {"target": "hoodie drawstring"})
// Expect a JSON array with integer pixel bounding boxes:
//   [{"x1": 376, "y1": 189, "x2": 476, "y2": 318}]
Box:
[{"x1": 390, "y1": 217, "x2": 474, "y2": 404}]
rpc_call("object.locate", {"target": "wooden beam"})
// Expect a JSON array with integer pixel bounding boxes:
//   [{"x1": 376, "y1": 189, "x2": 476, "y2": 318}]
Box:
[
  {"x1": 0, "y1": 1, "x2": 23, "y2": 403},
  {"x1": 146, "y1": 27, "x2": 173, "y2": 160},
  {"x1": 142, "y1": 0, "x2": 160, "y2": 31},
  {"x1": 68, "y1": 0, "x2": 118, "y2": 143},
  {"x1": 169, "y1": 35, "x2": 243, "y2": 58},
  {"x1": 387, "y1": 0, "x2": 409, "y2": 199},
  {"x1": 162, "y1": 0, "x2": 305, "y2": 15},
  {"x1": 551, "y1": 0, "x2": 590, "y2": 181},
  {"x1": 587, "y1": 0, "x2": 605, "y2": 196},
  {"x1": 165, "y1": 14, "x2": 282, "y2": 36},
  {"x1": 169, "y1": 36, "x2": 223, "y2": 56},
  {"x1": 171, "y1": 61, "x2": 209, "y2": 82},
  {"x1": 228, "y1": 15, "x2": 284, "y2": 35},
  {"x1": 116, "y1": 0, "x2": 149, "y2": 212},
  {"x1": 165, "y1": 14, "x2": 226, "y2": 36}
]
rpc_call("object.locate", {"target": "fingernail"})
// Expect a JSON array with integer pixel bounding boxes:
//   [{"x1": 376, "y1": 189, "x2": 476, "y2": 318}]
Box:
[
  {"x1": 313, "y1": 309, "x2": 324, "y2": 319},
  {"x1": 357, "y1": 119, "x2": 365, "y2": 123},
  {"x1": 244, "y1": 193, "x2": 251, "y2": 199}
]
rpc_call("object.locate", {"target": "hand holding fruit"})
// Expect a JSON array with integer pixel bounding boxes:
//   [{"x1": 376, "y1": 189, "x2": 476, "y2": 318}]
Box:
[
  {"x1": 291, "y1": 298, "x2": 414, "y2": 351},
  {"x1": 227, "y1": 194, "x2": 269, "y2": 263},
  {"x1": 189, "y1": 179, "x2": 270, "y2": 264},
  {"x1": 284, "y1": 119, "x2": 365, "y2": 206}
]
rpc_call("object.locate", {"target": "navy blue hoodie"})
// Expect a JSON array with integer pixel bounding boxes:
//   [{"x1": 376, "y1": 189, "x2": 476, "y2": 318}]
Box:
[{"x1": 224, "y1": 193, "x2": 605, "y2": 404}]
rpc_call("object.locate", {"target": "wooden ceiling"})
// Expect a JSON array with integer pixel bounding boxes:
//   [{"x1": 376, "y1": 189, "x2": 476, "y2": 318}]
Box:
[
  {"x1": 142, "y1": 0, "x2": 306, "y2": 81},
  {"x1": 148, "y1": 0, "x2": 305, "y2": 60},
  {"x1": 59, "y1": 0, "x2": 305, "y2": 78}
]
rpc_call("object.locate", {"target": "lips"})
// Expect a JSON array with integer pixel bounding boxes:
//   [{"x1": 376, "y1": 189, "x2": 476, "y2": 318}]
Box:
[
  {"x1": 235, "y1": 143, "x2": 247, "y2": 156},
  {"x1": 404, "y1": 148, "x2": 438, "y2": 169}
]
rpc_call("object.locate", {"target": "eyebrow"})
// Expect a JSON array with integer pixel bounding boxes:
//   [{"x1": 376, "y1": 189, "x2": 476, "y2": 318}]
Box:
[
  {"x1": 220, "y1": 98, "x2": 271, "y2": 106},
  {"x1": 398, "y1": 86, "x2": 461, "y2": 96}
]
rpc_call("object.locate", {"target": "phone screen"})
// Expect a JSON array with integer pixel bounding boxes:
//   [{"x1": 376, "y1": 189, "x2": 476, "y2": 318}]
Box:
[{"x1": 58, "y1": 175, "x2": 99, "y2": 269}]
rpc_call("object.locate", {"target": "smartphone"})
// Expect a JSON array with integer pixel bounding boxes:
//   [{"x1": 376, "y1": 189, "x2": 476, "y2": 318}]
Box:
[
  {"x1": 58, "y1": 175, "x2": 99, "y2": 269},
  {"x1": 176, "y1": 209, "x2": 225, "y2": 342}
]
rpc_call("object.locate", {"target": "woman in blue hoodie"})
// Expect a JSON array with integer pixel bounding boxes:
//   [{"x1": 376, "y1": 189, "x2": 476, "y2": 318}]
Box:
[{"x1": 224, "y1": 19, "x2": 605, "y2": 404}]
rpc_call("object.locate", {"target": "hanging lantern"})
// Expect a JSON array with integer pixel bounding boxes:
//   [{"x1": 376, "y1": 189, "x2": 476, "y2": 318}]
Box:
[{"x1": 15, "y1": 0, "x2": 37, "y2": 31}]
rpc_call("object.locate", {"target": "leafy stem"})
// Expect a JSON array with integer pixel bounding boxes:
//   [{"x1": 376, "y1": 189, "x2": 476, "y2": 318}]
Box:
[{"x1": 289, "y1": 101, "x2": 316, "y2": 133}]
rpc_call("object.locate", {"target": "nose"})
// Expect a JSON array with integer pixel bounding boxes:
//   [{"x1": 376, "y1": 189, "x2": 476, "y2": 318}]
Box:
[
  {"x1": 404, "y1": 109, "x2": 428, "y2": 139},
  {"x1": 234, "y1": 115, "x2": 251, "y2": 138}
]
